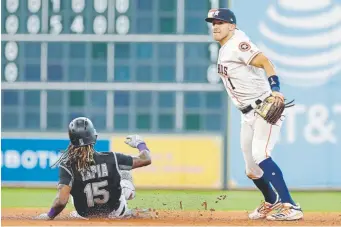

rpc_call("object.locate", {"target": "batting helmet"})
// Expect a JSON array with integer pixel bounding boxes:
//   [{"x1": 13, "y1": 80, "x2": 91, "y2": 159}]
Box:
[
  {"x1": 205, "y1": 8, "x2": 236, "y2": 24},
  {"x1": 68, "y1": 117, "x2": 98, "y2": 147}
]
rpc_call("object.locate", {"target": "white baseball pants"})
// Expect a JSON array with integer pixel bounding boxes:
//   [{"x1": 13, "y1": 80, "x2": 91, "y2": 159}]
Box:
[{"x1": 240, "y1": 109, "x2": 285, "y2": 179}]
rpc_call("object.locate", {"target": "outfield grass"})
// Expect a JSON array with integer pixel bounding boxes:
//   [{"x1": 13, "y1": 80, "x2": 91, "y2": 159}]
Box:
[{"x1": 1, "y1": 188, "x2": 341, "y2": 212}]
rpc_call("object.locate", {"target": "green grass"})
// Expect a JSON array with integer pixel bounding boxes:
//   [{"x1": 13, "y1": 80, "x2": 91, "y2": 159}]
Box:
[{"x1": 2, "y1": 188, "x2": 341, "y2": 212}]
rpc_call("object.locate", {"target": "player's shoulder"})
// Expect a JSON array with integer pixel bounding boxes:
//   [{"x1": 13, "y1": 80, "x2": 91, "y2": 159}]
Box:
[
  {"x1": 58, "y1": 159, "x2": 70, "y2": 169},
  {"x1": 230, "y1": 29, "x2": 255, "y2": 51},
  {"x1": 95, "y1": 151, "x2": 112, "y2": 155},
  {"x1": 58, "y1": 161, "x2": 74, "y2": 175},
  {"x1": 94, "y1": 151, "x2": 114, "y2": 159},
  {"x1": 93, "y1": 151, "x2": 116, "y2": 166},
  {"x1": 233, "y1": 29, "x2": 252, "y2": 42}
]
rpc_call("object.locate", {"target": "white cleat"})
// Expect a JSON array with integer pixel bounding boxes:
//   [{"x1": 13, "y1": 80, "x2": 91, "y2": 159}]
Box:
[
  {"x1": 248, "y1": 195, "x2": 282, "y2": 220},
  {"x1": 125, "y1": 208, "x2": 158, "y2": 219},
  {"x1": 266, "y1": 203, "x2": 303, "y2": 221},
  {"x1": 69, "y1": 211, "x2": 89, "y2": 220}
]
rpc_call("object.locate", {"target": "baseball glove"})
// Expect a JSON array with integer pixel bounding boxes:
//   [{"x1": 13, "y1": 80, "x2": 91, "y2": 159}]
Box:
[{"x1": 255, "y1": 96, "x2": 295, "y2": 125}]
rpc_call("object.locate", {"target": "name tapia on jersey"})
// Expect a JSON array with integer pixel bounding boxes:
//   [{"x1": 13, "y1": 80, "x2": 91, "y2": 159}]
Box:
[{"x1": 80, "y1": 163, "x2": 109, "y2": 181}]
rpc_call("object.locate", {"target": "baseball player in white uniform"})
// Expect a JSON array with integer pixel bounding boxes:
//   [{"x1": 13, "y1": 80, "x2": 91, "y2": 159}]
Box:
[{"x1": 205, "y1": 8, "x2": 303, "y2": 221}]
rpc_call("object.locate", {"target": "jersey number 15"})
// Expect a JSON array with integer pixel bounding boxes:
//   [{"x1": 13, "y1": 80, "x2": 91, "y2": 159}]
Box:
[{"x1": 84, "y1": 180, "x2": 110, "y2": 207}]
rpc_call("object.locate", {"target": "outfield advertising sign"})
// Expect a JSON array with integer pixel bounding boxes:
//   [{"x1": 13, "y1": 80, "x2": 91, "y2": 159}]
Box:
[
  {"x1": 111, "y1": 136, "x2": 223, "y2": 189},
  {"x1": 1, "y1": 136, "x2": 222, "y2": 189},
  {"x1": 1, "y1": 138, "x2": 109, "y2": 183}
]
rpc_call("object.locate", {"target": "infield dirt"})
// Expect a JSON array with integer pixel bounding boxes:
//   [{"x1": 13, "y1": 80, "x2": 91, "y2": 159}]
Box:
[{"x1": 1, "y1": 208, "x2": 341, "y2": 226}]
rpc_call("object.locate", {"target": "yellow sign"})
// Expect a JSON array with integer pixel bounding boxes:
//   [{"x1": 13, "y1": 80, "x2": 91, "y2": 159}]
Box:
[{"x1": 110, "y1": 135, "x2": 222, "y2": 189}]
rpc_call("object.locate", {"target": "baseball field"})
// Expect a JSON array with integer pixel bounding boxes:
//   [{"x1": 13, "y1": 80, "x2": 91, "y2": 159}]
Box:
[{"x1": 1, "y1": 187, "x2": 341, "y2": 226}]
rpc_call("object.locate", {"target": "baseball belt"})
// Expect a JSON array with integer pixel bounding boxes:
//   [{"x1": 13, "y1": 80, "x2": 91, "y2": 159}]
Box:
[{"x1": 240, "y1": 99, "x2": 262, "y2": 114}]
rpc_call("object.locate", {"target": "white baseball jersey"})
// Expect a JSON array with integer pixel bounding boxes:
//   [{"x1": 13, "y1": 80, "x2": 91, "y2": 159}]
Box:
[{"x1": 217, "y1": 29, "x2": 272, "y2": 109}]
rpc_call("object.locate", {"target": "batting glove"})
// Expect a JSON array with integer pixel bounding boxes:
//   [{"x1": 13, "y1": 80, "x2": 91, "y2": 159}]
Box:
[
  {"x1": 125, "y1": 135, "x2": 145, "y2": 148},
  {"x1": 33, "y1": 213, "x2": 52, "y2": 220}
]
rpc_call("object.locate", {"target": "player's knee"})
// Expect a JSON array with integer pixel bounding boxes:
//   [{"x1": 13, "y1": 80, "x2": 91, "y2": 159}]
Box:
[
  {"x1": 121, "y1": 179, "x2": 135, "y2": 200},
  {"x1": 123, "y1": 189, "x2": 135, "y2": 200},
  {"x1": 245, "y1": 166, "x2": 263, "y2": 179},
  {"x1": 245, "y1": 170, "x2": 259, "y2": 179}
]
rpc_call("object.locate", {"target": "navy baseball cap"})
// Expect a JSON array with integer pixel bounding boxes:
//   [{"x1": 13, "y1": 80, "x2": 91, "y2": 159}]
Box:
[{"x1": 205, "y1": 8, "x2": 236, "y2": 24}]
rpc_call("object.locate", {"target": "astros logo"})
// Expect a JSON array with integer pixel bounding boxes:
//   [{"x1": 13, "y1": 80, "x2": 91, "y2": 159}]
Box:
[
  {"x1": 213, "y1": 10, "x2": 220, "y2": 16},
  {"x1": 239, "y1": 42, "x2": 251, "y2": 52}
]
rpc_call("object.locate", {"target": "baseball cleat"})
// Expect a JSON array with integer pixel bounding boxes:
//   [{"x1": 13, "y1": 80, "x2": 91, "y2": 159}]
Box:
[
  {"x1": 248, "y1": 195, "x2": 282, "y2": 220},
  {"x1": 266, "y1": 203, "x2": 303, "y2": 221},
  {"x1": 124, "y1": 208, "x2": 157, "y2": 219},
  {"x1": 69, "y1": 211, "x2": 89, "y2": 220}
]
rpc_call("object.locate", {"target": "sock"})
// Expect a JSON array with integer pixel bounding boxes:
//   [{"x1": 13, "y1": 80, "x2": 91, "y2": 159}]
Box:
[
  {"x1": 252, "y1": 176, "x2": 277, "y2": 204},
  {"x1": 259, "y1": 157, "x2": 296, "y2": 205}
]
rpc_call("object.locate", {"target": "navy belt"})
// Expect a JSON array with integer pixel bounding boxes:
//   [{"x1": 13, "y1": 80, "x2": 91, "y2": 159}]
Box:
[{"x1": 240, "y1": 99, "x2": 262, "y2": 114}]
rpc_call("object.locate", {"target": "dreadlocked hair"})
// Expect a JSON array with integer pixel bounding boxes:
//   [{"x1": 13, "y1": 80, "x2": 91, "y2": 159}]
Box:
[{"x1": 52, "y1": 144, "x2": 96, "y2": 171}]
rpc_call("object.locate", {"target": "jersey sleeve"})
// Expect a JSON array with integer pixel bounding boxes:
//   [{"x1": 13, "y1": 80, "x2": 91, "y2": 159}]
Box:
[
  {"x1": 115, "y1": 153, "x2": 133, "y2": 170},
  {"x1": 58, "y1": 163, "x2": 74, "y2": 187},
  {"x1": 236, "y1": 41, "x2": 261, "y2": 65}
]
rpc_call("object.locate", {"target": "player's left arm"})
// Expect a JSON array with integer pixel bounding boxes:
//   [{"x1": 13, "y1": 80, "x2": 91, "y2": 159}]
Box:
[
  {"x1": 47, "y1": 184, "x2": 71, "y2": 219},
  {"x1": 249, "y1": 53, "x2": 284, "y2": 105},
  {"x1": 124, "y1": 135, "x2": 152, "y2": 169},
  {"x1": 34, "y1": 164, "x2": 73, "y2": 220}
]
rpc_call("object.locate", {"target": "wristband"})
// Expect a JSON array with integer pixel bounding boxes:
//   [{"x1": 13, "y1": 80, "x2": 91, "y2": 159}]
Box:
[
  {"x1": 47, "y1": 204, "x2": 65, "y2": 219},
  {"x1": 47, "y1": 208, "x2": 56, "y2": 219},
  {"x1": 137, "y1": 143, "x2": 148, "y2": 152},
  {"x1": 268, "y1": 75, "x2": 280, "y2": 92}
]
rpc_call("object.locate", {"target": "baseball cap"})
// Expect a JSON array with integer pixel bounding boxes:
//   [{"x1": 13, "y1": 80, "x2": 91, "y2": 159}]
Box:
[{"x1": 205, "y1": 8, "x2": 237, "y2": 24}]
